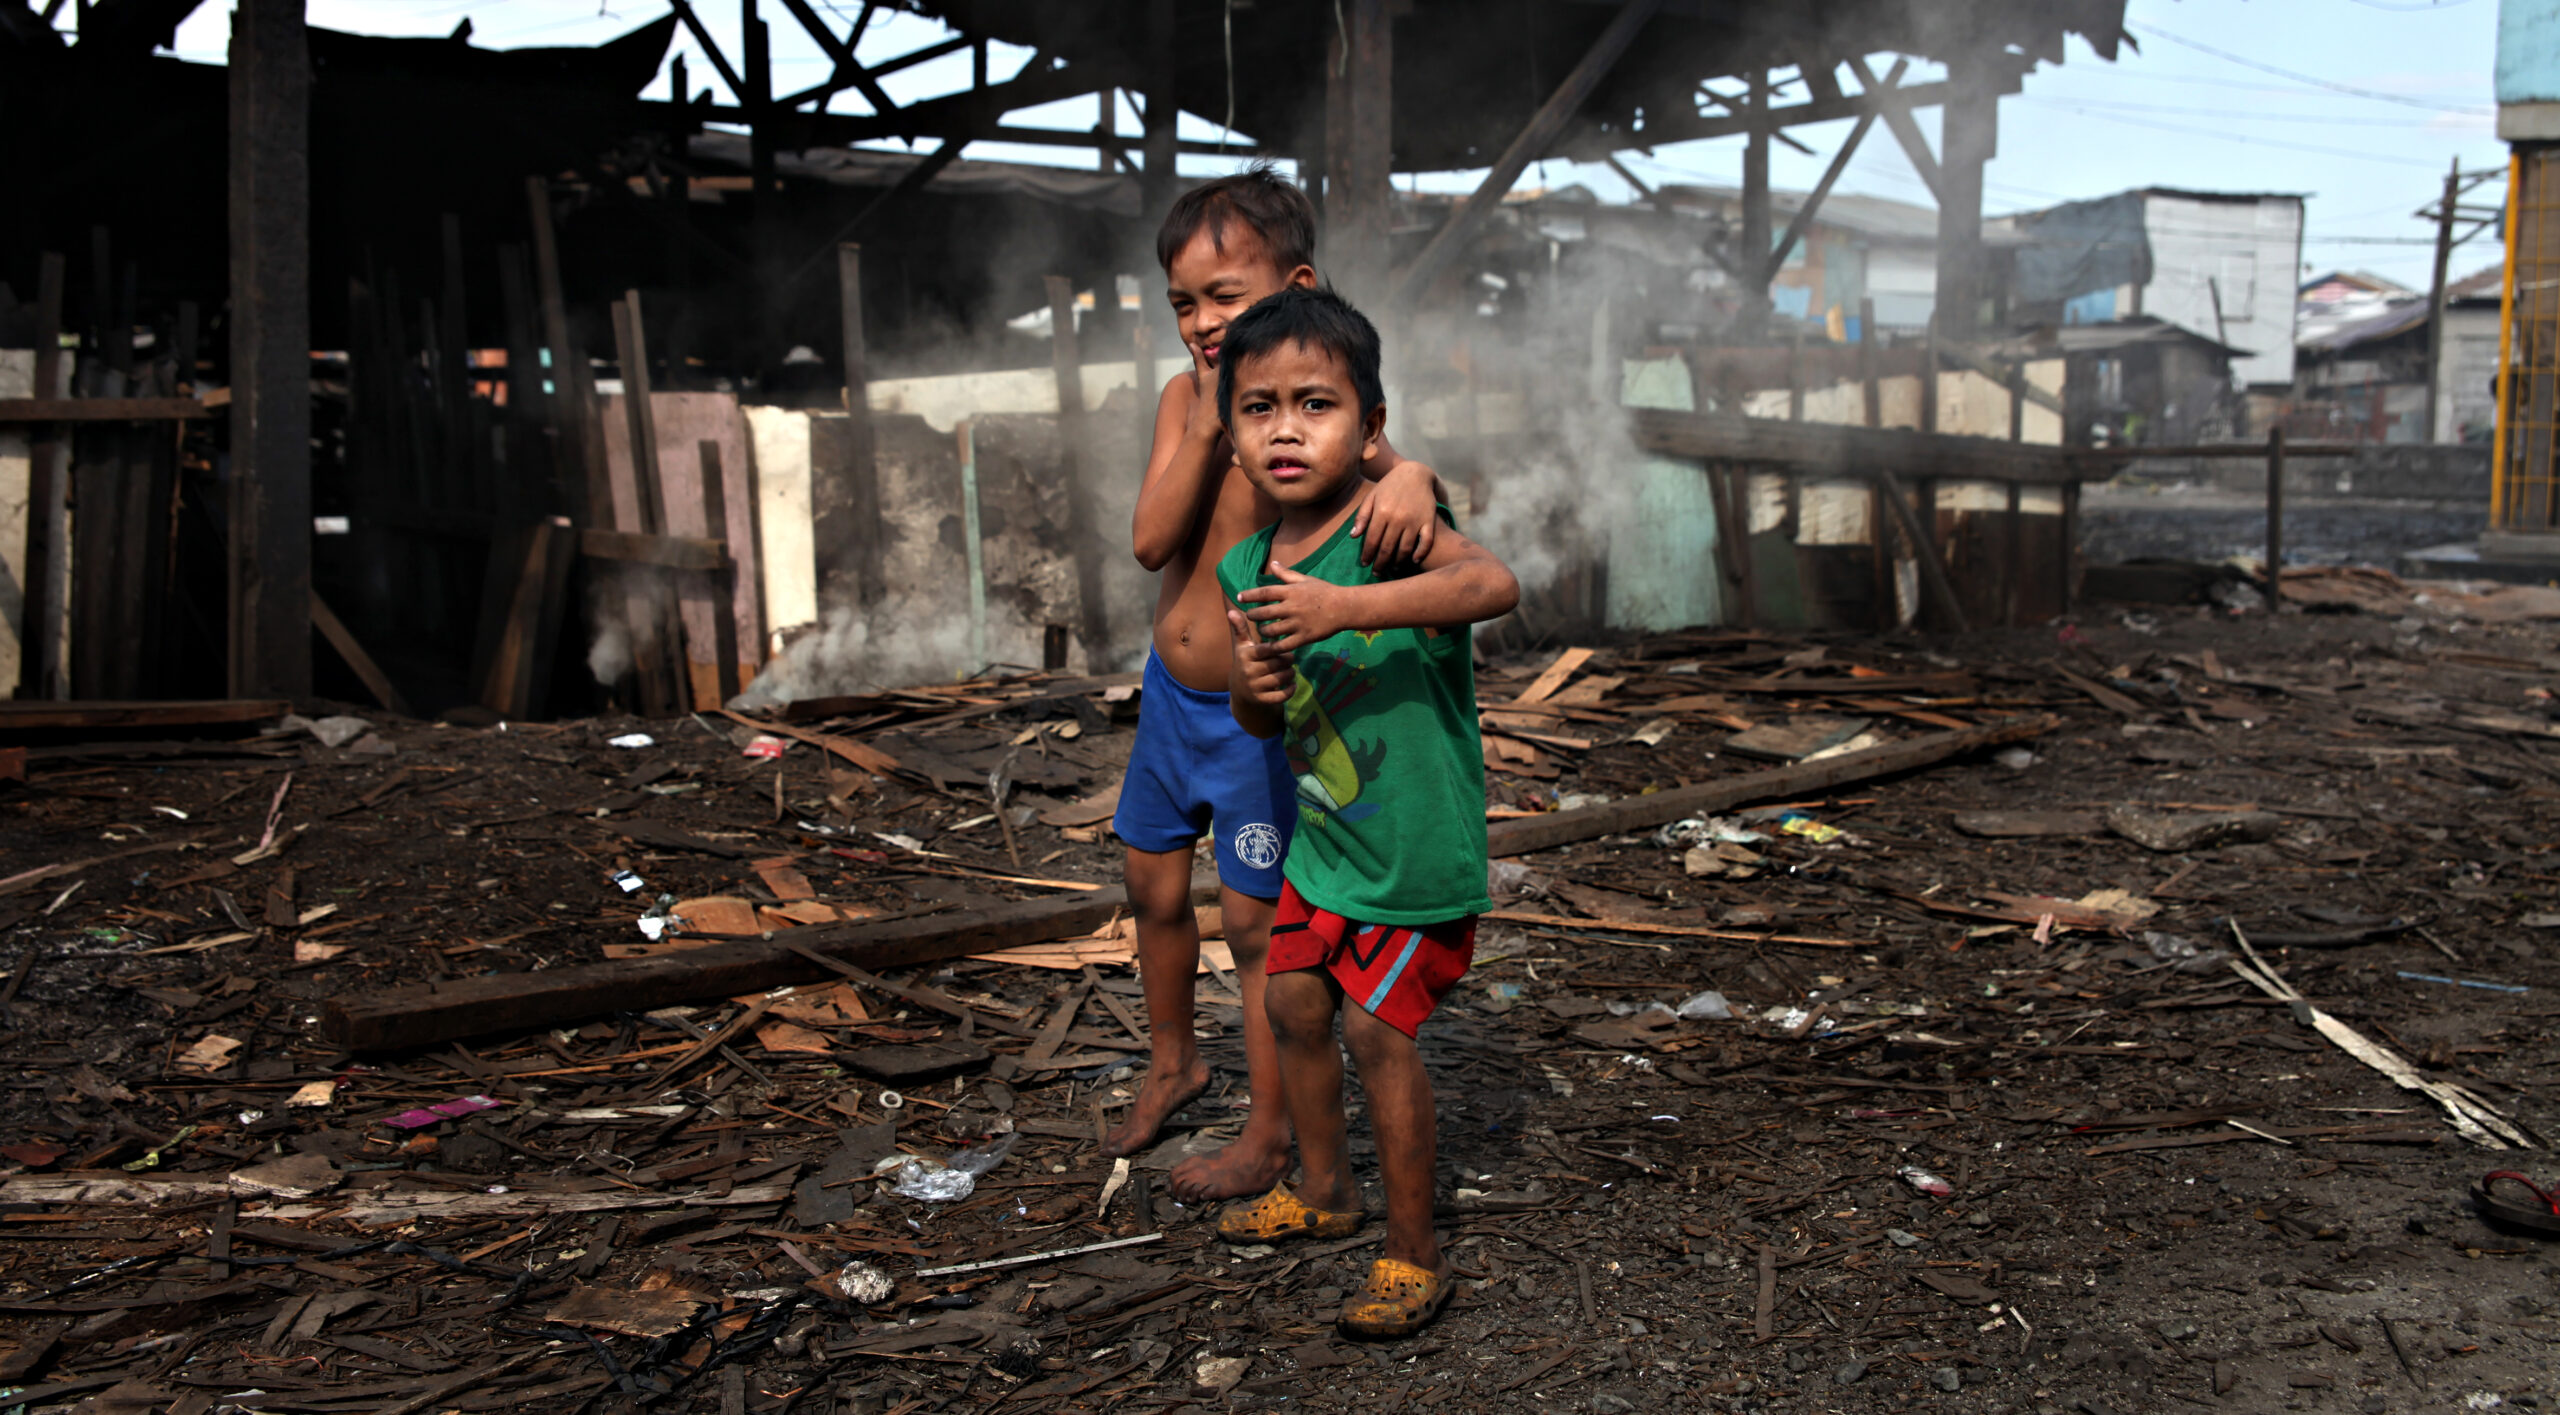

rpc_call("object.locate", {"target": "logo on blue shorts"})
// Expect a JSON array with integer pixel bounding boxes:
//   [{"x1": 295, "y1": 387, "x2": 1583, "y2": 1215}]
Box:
[{"x1": 1232, "y1": 822, "x2": 1282, "y2": 871}]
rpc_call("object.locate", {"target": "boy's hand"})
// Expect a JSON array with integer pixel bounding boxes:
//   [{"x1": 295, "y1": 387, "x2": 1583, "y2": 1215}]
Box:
[
  {"x1": 1349, "y1": 460, "x2": 1440, "y2": 567},
  {"x1": 1237, "y1": 564, "x2": 1352, "y2": 651},
  {"x1": 1226, "y1": 608, "x2": 1296, "y2": 708},
  {"x1": 1181, "y1": 338, "x2": 1226, "y2": 449}
]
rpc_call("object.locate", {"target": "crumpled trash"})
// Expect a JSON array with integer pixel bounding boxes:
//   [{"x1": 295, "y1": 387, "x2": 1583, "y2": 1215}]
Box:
[
  {"x1": 1653, "y1": 816, "x2": 1765, "y2": 849},
  {"x1": 2143, "y1": 931, "x2": 2229, "y2": 972},
  {"x1": 834, "y1": 1260, "x2": 894, "y2": 1304},
  {"x1": 607, "y1": 732, "x2": 656, "y2": 749},
  {"x1": 1994, "y1": 747, "x2": 2038, "y2": 771},
  {"x1": 1777, "y1": 811, "x2": 1845, "y2": 844},
  {"x1": 1674, "y1": 990, "x2": 1734, "y2": 1021},
  {"x1": 1487, "y1": 860, "x2": 1547, "y2": 902},
  {"x1": 282, "y1": 713, "x2": 374, "y2": 749},
  {"x1": 888, "y1": 1132, "x2": 1018, "y2": 1203},
  {"x1": 1683, "y1": 842, "x2": 1764, "y2": 878},
  {"x1": 743, "y1": 734, "x2": 789, "y2": 759},
  {"x1": 610, "y1": 869, "x2": 645, "y2": 895},
  {"x1": 1605, "y1": 1000, "x2": 1678, "y2": 1021},
  {"x1": 1481, "y1": 981, "x2": 1526, "y2": 1013},
  {"x1": 1555, "y1": 792, "x2": 1611, "y2": 812},
  {"x1": 380, "y1": 1095, "x2": 501, "y2": 1129},
  {"x1": 1899, "y1": 1165, "x2": 1955, "y2": 1198},
  {"x1": 637, "y1": 894, "x2": 687, "y2": 941}
]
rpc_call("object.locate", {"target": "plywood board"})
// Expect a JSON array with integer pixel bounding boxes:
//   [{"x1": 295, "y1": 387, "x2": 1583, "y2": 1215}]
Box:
[{"x1": 595, "y1": 393, "x2": 765, "y2": 708}]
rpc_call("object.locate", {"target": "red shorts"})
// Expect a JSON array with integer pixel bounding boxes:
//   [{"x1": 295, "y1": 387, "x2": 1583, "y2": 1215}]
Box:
[{"x1": 1265, "y1": 882, "x2": 1477, "y2": 1037}]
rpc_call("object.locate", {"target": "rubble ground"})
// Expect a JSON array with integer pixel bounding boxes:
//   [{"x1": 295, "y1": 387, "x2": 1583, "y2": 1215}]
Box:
[{"x1": 4, "y1": 604, "x2": 2559, "y2": 1415}]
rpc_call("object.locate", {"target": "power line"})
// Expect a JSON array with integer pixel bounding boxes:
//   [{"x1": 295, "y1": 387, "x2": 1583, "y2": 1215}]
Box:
[
  {"x1": 2126, "y1": 21, "x2": 2493, "y2": 116},
  {"x1": 2022, "y1": 94, "x2": 2487, "y2": 128},
  {"x1": 2023, "y1": 100, "x2": 2486, "y2": 170}
]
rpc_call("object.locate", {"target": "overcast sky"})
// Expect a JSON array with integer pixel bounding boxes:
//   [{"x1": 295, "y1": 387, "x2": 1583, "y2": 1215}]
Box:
[{"x1": 160, "y1": 0, "x2": 2503, "y2": 292}]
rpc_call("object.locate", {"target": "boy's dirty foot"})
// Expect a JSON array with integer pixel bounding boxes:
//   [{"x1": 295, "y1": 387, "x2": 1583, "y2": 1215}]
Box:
[
  {"x1": 1167, "y1": 1124, "x2": 1291, "y2": 1201},
  {"x1": 1097, "y1": 1055, "x2": 1210, "y2": 1159}
]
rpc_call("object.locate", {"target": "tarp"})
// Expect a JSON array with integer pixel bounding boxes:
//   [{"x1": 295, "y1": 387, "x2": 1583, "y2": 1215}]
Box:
[{"x1": 2008, "y1": 191, "x2": 2152, "y2": 304}]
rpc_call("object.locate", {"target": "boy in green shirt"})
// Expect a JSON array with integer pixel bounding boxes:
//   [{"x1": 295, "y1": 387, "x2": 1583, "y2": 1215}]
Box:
[{"x1": 1210, "y1": 288, "x2": 1519, "y2": 1338}]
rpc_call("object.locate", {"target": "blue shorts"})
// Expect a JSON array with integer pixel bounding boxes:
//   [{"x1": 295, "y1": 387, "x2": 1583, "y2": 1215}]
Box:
[{"x1": 1113, "y1": 652, "x2": 1297, "y2": 898}]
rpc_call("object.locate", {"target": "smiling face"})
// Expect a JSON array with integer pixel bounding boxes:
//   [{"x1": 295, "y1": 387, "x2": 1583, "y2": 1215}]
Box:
[
  {"x1": 1164, "y1": 224, "x2": 1318, "y2": 371},
  {"x1": 1225, "y1": 337, "x2": 1383, "y2": 514}
]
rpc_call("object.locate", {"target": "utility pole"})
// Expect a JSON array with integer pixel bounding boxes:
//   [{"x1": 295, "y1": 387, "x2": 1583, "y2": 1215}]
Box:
[{"x1": 2424, "y1": 156, "x2": 2460, "y2": 444}]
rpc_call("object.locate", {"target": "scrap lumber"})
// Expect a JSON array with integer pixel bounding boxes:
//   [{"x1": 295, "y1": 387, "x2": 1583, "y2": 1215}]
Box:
[
  {"x1": 578, "y1": 526, "x2": 730, "y2": 572},
  {"x1": 1485, "y1": 715, "x2": 2058, "y2": 857},
  {"x1": 0, "y1": 699, "x2": 287, "y2": 733},
  {"x1": 0, "y1": 397, "x2": 210, "y2": 422},
  {"x1": 324, "y1": 876, "x2": 1218, "y2": 1050}
]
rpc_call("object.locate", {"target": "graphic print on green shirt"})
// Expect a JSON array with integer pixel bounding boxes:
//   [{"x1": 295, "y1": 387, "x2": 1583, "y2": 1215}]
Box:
[{"x1": 1216, "y1": 511, "x2": 1491, "y2": 927}]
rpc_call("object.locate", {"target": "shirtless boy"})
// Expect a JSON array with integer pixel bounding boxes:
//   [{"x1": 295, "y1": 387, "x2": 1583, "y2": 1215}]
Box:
[{"x1": 1104, "y1": 164, "x2": 1445, "y2": 1202}]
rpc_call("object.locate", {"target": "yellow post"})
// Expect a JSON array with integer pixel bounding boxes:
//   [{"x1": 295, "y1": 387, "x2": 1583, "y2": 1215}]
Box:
[{"x1": 2494, "y1": 150, "x2": 2523, "y2": 527}]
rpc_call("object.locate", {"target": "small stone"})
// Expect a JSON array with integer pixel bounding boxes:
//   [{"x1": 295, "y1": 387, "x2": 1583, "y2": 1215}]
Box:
[
  {"x1": 1833, "y1": 1361, "x2": 1868, "y2": 1386},
  {"x1": 1887, "y1": 1228, "x2": 1922, "y2": 1247},
  {"x1": 1192, "y1": 1355, "x2": 1249, "y2": 1393},
  {"x1": 1589, "y1": 1396, "x2": 1637, "y2": 1415},
  {"x1": 2360, "y1": 1397, "x2": 2388, "y2": 1414},
  {"x1": 1929, "y1": 1367, "x2": 1961, "y2": 1392},
  {"x1": 1784, "y1": 1349, "x2": 1808, "y2": 1374},
  {"x1": 1313, "y1": 1285, "x2": 1343, "y2": 1304},
  {"x1": 1965, "y1": 1209, "x2": 1996, "y2": 1228},
  {"x1": 1622, "y1": 1317, "x2": 1648, "y2": 1337},
  {"x1": 2157, "y1": 1319, "x2": 2201, "y2": 1342},
  {"x1": 1225, "y1": 1243, "x2": 1275, "y2": 1260}
]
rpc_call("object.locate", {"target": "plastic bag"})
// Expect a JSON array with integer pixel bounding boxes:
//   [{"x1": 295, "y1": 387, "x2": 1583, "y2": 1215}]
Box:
[{"x1": 888, "y1": 1132, "x2": 1018, "y2": 1203}]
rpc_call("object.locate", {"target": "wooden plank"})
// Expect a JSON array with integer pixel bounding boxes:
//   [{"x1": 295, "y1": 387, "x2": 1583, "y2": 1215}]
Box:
[
  {"x1": 311, "y1": 592, "x2": 411, "y2": 717},
  {"x1": 697, "y1": 440, "x2": 743, "y2": 705},
  {"x1": 0, "y1": 699, "x2": 288, "y2": 733},
  {"x1": 1485, "y1": 715, "x2": 2058, "y2": 858},
  {"x1": 644, "y1": 397, "x2": 761, "y2": 707},
  {"x1": 1876, "y1": 471, "x2": 1971, "y2": 634},
  {"x1": 14, "y1": 251, "x2": 66, "y2": 700},
  {"x1": 1047, "y1": 275, "x2": 1110, "y2": 668},
  {"x1": 323, "y1": 878, "x2": 1219, "y2": 1051},
  {"x1": 227, "y1": 0, "x2": 314, "y2": 700},
  {"x1": 0, "y1": 399, "x2": 209, "y2": 423},
  {"x1": 479, "y1": 516, "x2": 577, "y2": 718},
  {"x1": 578, "y1": 527, "x2": 730, "y2": 572},
  {"x1": 833, "y1": 243, "x2": 885, "y2": 606},
  {"x1": 1511, "y1": 647, "x2": 1594, "y2": 705}
]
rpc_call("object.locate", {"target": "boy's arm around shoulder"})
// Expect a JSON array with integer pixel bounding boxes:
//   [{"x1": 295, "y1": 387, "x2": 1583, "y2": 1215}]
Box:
[
  {"x1": 1233, "y1": 519, "x2": 1519, "y2": 652},
  {"x1": 1132, "y1": 364, "x2": 1232, "y2": 572},
  {"x1": 1350, "y1": 434, "x2": 1456, "y2": 567}
]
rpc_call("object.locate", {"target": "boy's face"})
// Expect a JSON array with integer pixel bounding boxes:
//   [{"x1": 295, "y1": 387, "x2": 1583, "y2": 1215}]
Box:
[
  {"x1": 1225, "y1": 338, "x2": 1383, "y2": 511},
  {"x1": 1164, "y1": 224, "x2": 1318, "y2": 372}
]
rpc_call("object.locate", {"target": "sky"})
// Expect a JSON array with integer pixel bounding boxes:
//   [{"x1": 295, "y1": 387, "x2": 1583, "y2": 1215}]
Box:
[{"x1": 151, "y1": 0, "x2": 2505, "y2": 292}]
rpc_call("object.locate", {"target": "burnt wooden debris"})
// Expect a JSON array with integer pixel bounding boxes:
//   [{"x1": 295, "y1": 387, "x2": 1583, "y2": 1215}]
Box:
[{"x1": 7, "y1": 615, "x2": 2560, "y2": 1411}]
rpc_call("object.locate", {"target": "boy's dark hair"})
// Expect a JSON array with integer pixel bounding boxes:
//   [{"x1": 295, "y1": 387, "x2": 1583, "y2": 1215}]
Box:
[
  {"x1": 1216, "y1": 287, "x2": 1385, "y2": 430},
  {"x1": 1155, "y1": 161, "x2": 1318, "y2": 274}
]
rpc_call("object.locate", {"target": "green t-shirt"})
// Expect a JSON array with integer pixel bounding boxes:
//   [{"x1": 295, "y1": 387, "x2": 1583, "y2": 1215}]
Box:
[{"x1": 1216, "y1": 512, "x2": 1490, "y2": 926}]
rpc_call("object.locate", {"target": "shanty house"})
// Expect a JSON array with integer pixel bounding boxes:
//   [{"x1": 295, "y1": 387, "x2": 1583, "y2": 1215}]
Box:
[
  {"x1": 1993, "y1": 187, "x2": 2306, "y2": 389},
  {"x1": 2292, "y1": 264, "x2": 2502, "y2": 444}
]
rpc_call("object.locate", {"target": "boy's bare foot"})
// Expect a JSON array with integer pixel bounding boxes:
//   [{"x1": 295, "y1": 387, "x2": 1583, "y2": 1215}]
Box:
[
  {"x1": 1167, "y1": 1124, "x2": 1291, "y2": 1201},
  {"x1": 1098, "y1": 1055, "x2": 1210, "y2": 1158}
]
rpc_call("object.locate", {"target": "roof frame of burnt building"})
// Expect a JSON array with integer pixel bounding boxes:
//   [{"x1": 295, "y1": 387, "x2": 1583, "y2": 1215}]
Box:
[{"x1": 0, "y1": 0, "x2": 2126, "y2": 707}]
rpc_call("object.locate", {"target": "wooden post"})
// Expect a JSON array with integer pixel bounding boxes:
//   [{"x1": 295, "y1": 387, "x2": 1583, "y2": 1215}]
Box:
[
  {"x1": 1785, "y1": 329, "x2": 1804, "y2": 422},
  {"x1": 698, "y1": 440, "x2": 743, "y2": 705},
  {"x1": 2059, "y1": 479, "x2": 2081, "y2": 615},
  {"x1": 1877, "y1": 471, "x2": 1970, "y2": 634},
  {"x1": 1919, "y1": 317, "x2": 1938, "y2": 435},
  {"x1": 610, "y1": 292, "x2": 680, "y2": 714},
  {"x1": 2003, "y1": 479, "x2": 2024, "y2": 628},
  {"x1": 1737, "y1": 69, "x2": 1771, "y2": 340},
  {"x1": 1932, "y1": 50, "x2": 1997, "y2": 343},
  {"x1": 835, "y1": 243, "x2": 884, "y2": 605},
  {"x1": 2264, "y1": 425, "x2": 2285, "y2": 609},
  {"x1": 1047, "y1": 275, "x2": 1110, "y2": 667},
  {"x1": 526, "y1": 177, "x2": 605, "y2": 526},
  {"x1": 1858, "y1": 296, "x2": 1880, "y2": 428},
  {"x1": 2423, "y1": 157, "x2": 2460, "y2": 443},
  {"x1": 227, "y1": 0, "x2": 314, "y2": 699},
  {"x1": 1325, "y1": 0, "x2": 1394, "y2": 303},
  {"x1": 15, "y1": 252, "x2": 65, "y2": 699}
]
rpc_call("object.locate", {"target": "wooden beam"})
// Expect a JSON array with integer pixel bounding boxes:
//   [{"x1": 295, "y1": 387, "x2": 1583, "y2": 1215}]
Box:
[
  {"x1": 696, "y1": 440, "x2": 743, "y2": 705},
  {"x1": 1625, "y1": 408, "x2": 2108, "y2": 486},
  {"x1": 664, "y1": 0, "x2": 747, "y2": 103},
  {"x1": 227, "y1": 0, "x2": 313, "y2": 700},
  {"x1": 321, "y1": 878, "x2": 1218, "y2": 1050},
  {"x1": 1932, "y1": 49, "x2": 1998, "y2": 341},
  {"x1": 310, "y1": 592, "x2": 411, "y2": 716},
  {"x1": 771, "y1": 0, "x2": 898, "y2": 117},
  {"x1": 1737, "y1": 69, "x2": 1771, "y2": 336},
  {"x1": 0, "y1": 398, "x2": 208, "y2": 423},
  {"x1": 1764, "y1": 60, "x2": 1900, "y2": 286},
  {"x1": 0, "y1": 699, "x2": 289, "y2": 733},
  {"x1": 1487, "y1": 716, "x2": 2057, "y2": 858},
  {"x1": 578, "y1": 527, "x2": 731, "y2": 572},
  {"x1": 1843, "y1": 54, "x2": 1942, "y2": 203},
  {"x1": 1876, "y1": 471, "x2": 1971, "y2": 633},
  {"x1": 1324, "y1": 0, "x2": 1394, "y2": 302},
  {"x1": 1396, "y1": 0, "x2": 1664, "y2": 305}
]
